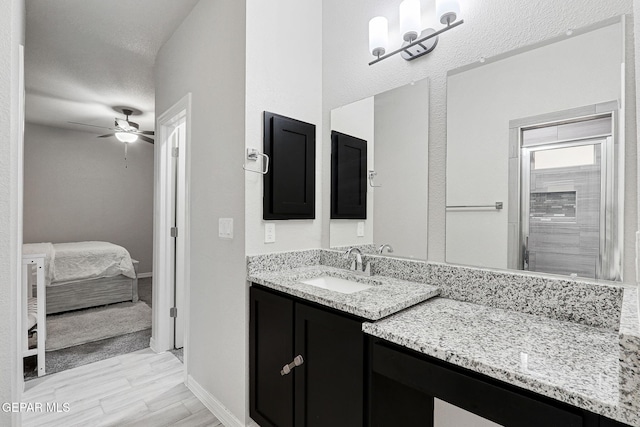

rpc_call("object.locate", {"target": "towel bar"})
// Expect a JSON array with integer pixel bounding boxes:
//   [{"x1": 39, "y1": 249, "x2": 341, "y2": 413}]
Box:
[{"x1": 446, "y1": 202, "x2": 503, "y2": 210}]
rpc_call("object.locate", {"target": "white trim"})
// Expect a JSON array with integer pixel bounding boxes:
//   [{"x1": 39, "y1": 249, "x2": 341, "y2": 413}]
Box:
[
  {"x1": 149, "y1": 337, "x2": 159, "y2": 353},
  {"x1": 187, "y1": 375, "x2": 244, "y2": 427},
  {"x1": 14, "y1": 43, "x2": 25, "y2": 427},
  {"x1": 153, "y1": 93, "x2": 192, "y2": 385},
  {"x1": 137, "y1": 272, "x2": 153, "y2": 279}
]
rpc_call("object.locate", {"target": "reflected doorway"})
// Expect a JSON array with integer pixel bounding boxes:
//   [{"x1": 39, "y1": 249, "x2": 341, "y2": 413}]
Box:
[{"x1": 515, "y1": 113, "x2": 621, "y2": 280}]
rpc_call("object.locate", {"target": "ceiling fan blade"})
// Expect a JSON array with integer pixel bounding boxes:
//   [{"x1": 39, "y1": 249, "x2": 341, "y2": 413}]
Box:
[
  {"x1": 115, "y1": 118, "x2": 129, "y2": 128},
  {"x1": 138, "y1": 135, "x2": 154, "y2": 144},
  {"x1": 68, "y1": 121, "x2": 115, "y2": 131},
  {"x1": 130, "y1": 130, "x2": 154, "y2": 136},
  {"x1": 97, "y1": 134, "x2": 114, "y2": 138}
]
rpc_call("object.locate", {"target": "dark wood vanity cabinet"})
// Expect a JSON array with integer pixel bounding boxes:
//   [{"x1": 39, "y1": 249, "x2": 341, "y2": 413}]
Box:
[
  {"x1": 250, "y1": 285, "x2": 365, "y2": 427},
  {"x1": 250, "y1": 286, "x2": 632, "y2": 427},
  {"x1": 369, "y1": 339, "x2": 631, "y2": 427}
]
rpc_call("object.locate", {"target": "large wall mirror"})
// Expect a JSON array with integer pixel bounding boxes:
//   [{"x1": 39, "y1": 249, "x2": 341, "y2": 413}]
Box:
[
  {"x1": 329, "y1": 78, "x2": 429, "y2": 260},
  {"x1": 446, "y1": 19, "x2": 628, "y2": 281}
]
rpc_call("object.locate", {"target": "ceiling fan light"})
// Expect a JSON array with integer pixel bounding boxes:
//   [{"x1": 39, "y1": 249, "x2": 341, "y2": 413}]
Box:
[{"x1": 115, "y1": 132, "x2": 138, "y2": 143}]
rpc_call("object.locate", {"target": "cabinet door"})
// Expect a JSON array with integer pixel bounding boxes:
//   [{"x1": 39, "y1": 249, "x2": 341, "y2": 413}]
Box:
[
  {"x1": 250, "y1": 287, "x2": 295, "y2": 427},
  {"x1": 294, "y1": 302, "x2": 364, "y2": 427},
  {"x1": 263, "y1": 112, "x2": 316, "y2": 220},
  {"x1": 331, "y1": 131, "x2": 367, "y2": 219}
]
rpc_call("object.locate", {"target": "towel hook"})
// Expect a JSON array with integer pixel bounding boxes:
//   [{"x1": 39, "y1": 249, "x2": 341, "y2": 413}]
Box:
[
  {"x1": 243, "y1": 148, "x2": 270, "y2": 175},
  {"x1": 368, "y1": 170, "x2": 382, "y2": 188}
]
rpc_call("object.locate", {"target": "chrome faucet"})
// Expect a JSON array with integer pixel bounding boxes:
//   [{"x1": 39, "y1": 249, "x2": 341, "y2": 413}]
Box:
[
  {"x1": 343, "y1": 247, "x2": 371, "y2": 276},
  {"x1": 378, "y1": 244, "x2": 394, "y2": 254},
  {"x1": 344, "y1": 247, "x2": 363, "y2": 270}
]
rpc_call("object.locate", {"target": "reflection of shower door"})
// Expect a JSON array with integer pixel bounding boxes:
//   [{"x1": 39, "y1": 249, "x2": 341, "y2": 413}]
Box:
[{"x1": 521, "y1": 138, "x2": 611, "y2": 279}]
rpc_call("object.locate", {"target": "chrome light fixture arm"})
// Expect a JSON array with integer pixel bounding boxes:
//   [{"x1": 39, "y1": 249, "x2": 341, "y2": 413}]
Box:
[{"x1": 369, "y1": 19, "x2": 464, "y2": 66}]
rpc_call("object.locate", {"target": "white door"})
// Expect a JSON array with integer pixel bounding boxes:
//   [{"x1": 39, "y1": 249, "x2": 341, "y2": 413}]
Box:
[{"x1": 172, "y1": 121, "x2": 187, "y2": 349}]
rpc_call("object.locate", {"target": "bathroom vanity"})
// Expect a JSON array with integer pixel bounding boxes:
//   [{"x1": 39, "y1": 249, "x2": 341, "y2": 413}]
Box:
[
  {"x1": 249, "y1": 262, "x2": 439, "y2": 427},
  {"x1": 248, "y1": 249, "x2": 640, "y2": 427}
]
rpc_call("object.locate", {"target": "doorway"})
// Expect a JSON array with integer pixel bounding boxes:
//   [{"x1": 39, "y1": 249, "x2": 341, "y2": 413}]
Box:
[
  {"x1": 516, "y1": 113, "x2": 621, "y2": 280},
  {"x1": 153, "y1": 94, "x2": 191, "y2": 362}
]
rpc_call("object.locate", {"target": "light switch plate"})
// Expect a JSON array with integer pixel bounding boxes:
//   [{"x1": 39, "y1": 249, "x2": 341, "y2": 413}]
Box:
[
  {"x1": 265, "y1": 223, "x2": 276, "y2": 243},
  {"x1": 219, "y1": 218, "x2": 234, "y2": 239},
  {"x1": 357, "y1": 222, "x2": 365, "y2": 237}
]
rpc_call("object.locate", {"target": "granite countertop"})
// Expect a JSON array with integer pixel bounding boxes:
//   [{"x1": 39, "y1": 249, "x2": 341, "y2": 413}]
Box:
[
  {"x1": 363, "y1": 297, "x2": 639, "y2": 427},
  {"x1": 248, "y1": 265, "x2": 440, "y2": 320}
]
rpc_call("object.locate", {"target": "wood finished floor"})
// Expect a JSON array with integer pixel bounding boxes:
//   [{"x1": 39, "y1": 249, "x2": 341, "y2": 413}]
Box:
[{"x1": 22, "y1": 348, "x2": 221, "y2": 427}]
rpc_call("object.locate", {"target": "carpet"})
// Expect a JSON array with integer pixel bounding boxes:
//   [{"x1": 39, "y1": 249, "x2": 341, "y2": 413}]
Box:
[
  {"x1": 24, "y1": 329, "x2": 152, "y2": 381},
  {"x1": 45, "y1": 301, "x2": 152, "y2": 351}
]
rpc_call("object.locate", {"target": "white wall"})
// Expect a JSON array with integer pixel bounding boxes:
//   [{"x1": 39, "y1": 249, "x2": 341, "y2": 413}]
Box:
[
  {"x1": 446, "y1": 23, "x2": 623, "y2": 270},
  {"x1": 23, "y1": 123, "x2": 154, "y2": 272},
  {"x1": 374, "y1": 79, "x2": 429, "y2": 259},
  {"x1": 329, "y1": 96, "x2": 375, "y2": 247},
  {"x1": 155, "y1": 0, "x2": 247, "y2": 423},
  {"x1": 245, "y1": 0, "x2": 323, "y2": 255},
  {"x1": 0, "y1": 0, "x2": 24, "y2": 425},
  {"x1": 322, "y1": 0, "x2": 636, "y2": 266}
]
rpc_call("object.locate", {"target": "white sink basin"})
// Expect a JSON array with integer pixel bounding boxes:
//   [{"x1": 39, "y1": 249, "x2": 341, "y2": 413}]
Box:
[{"x1": 301, "y1": 276, "x2": 373, "y2": 294}]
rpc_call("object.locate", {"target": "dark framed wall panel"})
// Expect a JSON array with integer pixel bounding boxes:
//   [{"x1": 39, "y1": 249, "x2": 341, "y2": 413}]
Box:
[
  {"x1": 263, "y1": 112, "x2": 316, "y2": 220},
  {"x1": 331, "y1": 131, "x2": 367, "y2": 219}
]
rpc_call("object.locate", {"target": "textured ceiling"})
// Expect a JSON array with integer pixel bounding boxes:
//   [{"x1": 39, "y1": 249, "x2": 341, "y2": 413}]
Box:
[{"x1": 25, "y1": 0, "x2": 200, "y2": 133}]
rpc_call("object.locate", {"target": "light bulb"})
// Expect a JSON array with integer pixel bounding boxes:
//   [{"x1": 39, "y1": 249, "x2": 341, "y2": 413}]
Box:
[
  {"x1": 369, "y1": 16, "x2": 389, "y2": 57},
  {"x1": 115, "y1": 132, "x2": 138, "y2": 143},
  {"x1": 436, "y1": 0, "x2": 460, "y2": 25},
  {"x1": 399, "y1": 0, "x2": 421, "y2": 42}
]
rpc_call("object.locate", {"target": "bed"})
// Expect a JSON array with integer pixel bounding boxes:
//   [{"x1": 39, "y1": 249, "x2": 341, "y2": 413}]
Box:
[{"x1": 23, "y1": 241, "x2": 139, "y2": 315}]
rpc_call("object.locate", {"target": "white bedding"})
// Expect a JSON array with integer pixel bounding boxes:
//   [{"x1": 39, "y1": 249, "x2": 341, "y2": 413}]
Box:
[
  {"x1": 23, "y1": 241, "x2": 136, "y2": 285},
  {"x1": 27, "y1": 297, "x2": 38, "y2": 330}
]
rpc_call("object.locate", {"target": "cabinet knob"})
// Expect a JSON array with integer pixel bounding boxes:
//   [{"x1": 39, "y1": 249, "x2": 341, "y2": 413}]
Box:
[{"x1": 280, "y1": 355, "x2": 304, "y2": 376}]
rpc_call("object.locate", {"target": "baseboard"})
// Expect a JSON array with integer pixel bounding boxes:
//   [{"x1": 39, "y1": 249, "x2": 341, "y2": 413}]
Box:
[
  {"x1": 149, "y1": 337, "x2": 159, "y2": 353},
  {"x1": 137, "y1": 272, "x2": 153, "y2": 279},
  {"x1": 187, "y1": 375, "x2": 244, "y2": 427}
]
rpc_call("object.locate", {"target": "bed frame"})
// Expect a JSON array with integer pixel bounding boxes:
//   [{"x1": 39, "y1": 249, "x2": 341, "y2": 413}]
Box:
[{"x1": 46, "y1": 260, "x2": 139, "y2": 315}]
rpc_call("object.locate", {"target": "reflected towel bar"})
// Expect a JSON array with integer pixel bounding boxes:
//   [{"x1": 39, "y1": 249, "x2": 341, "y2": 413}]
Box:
[{"x1": 446, "y1": 202, "x2": 503, "y2": 210}]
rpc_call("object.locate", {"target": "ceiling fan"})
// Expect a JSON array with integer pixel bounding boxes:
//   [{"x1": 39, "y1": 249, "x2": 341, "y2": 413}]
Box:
[{"x1": 69, "y1": 107, "x2": 155, "y2": 144}]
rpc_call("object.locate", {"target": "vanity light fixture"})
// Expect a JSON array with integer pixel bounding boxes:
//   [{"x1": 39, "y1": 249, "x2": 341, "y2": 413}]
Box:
[
  {"x1": 368, "y1": 0, "x2": 464, "y2": 65},
  {"x1": 369, "y1": 16, "x2": 389, "y2": 58}
]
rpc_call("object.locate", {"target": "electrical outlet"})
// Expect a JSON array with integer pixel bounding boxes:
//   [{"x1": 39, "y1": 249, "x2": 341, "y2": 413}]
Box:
[
  {"x1": 357, "y1": 222, "x2": 365, "y2": 237},
  {"x1": 265, "y1": 223, "x2": 276, "y2": 243},
  {"x1": 219, "y1": 218, "x2": 234, "y2": 239}
]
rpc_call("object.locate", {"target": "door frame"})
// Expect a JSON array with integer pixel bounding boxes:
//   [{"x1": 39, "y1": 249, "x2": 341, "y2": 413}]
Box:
[
  {"x1": 14, "y1": 43, "x2": 25, "y2": 427},
  {"x1": 153, "y1": 93, "x2": 191, "y2": 380},
  {"x1": 507, "y1": 103, "x2": 622, "y2": 281}
]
